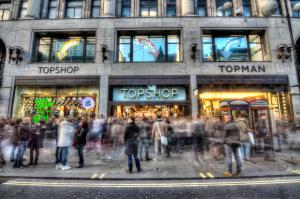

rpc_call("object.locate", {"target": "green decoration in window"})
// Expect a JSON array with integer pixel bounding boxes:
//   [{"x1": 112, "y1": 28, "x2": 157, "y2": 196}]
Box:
[{"x1": 33, "y1": 98, "x2": 55, "y2": 124}]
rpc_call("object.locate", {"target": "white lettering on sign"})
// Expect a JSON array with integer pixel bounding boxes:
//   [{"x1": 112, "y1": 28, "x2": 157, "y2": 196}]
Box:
[{"x1": 113, "y1": 86, "x2": 186, "y2": 102}]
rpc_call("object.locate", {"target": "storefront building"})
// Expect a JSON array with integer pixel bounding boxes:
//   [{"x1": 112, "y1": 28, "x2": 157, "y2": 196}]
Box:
[{"x1": 0, "y1": 0, "x2": 299, "y2": 135}]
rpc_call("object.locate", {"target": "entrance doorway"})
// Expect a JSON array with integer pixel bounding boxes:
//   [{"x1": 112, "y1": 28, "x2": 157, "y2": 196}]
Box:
[{"x1": 111, "y1": 104, "x2": 188, "y2": 118}]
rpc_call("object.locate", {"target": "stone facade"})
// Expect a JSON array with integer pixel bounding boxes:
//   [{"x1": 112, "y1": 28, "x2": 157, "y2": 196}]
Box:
[{"x1": 0, "y1": 0, "x2": 299, "y2": 122}]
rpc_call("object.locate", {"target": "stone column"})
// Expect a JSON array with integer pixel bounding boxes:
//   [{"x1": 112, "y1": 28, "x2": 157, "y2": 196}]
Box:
[
  {"x1": 103, "y1": 0, "x2": 116, "y2": 16},
  {"x1": 190, "y1": 74, "x2": 199, "y2": 117},
  {"x1": 26, "y1": 0, "x2": 42, "y2": 18},
  {"x1": 99, "y1": 75, "x2": 109, "y2": 117},
  {"x1": 181, "y1": 0, "x2": 194, "y2": 16}
]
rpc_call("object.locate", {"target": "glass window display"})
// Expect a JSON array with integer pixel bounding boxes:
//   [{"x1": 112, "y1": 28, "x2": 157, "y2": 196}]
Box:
[{"x1": 13, "y1": 86, "x2": 99, "y2": 122}]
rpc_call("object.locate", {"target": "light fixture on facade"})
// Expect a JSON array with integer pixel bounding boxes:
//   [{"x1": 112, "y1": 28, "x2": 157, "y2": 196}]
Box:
[
  {"x1": 7, "y1": 46, "x2": 23, "y2": 64},
  {"x1": 101, "y1": 44, "x2": 108, "y2": 63},
  {"x1": 190, "y1": 43, "x2": 197, "y2": 62},
  {"x1": 277, "y1": 44, "x2": 293, "y2": 63}
]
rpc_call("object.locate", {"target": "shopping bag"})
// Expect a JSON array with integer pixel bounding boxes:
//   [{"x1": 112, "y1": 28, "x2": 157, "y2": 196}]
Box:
[{"x1": 248, "y1": 132, "x2": 255, "y2": 145}]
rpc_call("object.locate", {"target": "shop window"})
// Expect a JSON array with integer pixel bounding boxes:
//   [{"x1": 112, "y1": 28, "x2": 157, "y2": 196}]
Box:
[
  {"x1": 242, "y1": 0, "x2": 251, "y2": 17},
  {"x1": 202, "y1": 31, "x2": 268, "y2": 62},
  {"x1": 91, "y1": 0, "x2": 101, "y2": 18},
  {"x1": 19, "y1": 0, "x2": 28, "y2": 18},
  {"x1": 65, "y1": 0, "x2": 82, "y2": 18},
  {"x1": 291, "y1": 0, "x2": 300, "y2": 17},
  {"x1": 121, "y1": 0, "x2": 131, "y2": 17},
  {"x1": 117, "y1": 31, "x2": 181, "y2": 62},
  {"x1": 13, "y1": 86, "x2": 99, "y2": 122},
  {"x1": 197, "y1": 0, "x2": 206, "y2": 16},
  {"x1": 216, "y1": 0, "x2": 232, "y2": 16},
  {"x1": 34, "y1": 33, "x2": 96, "y2": 63},
  {"x1": 48, "y1": 0, "x2": 57, "y2": 19},
  {"x1": 167, "y1": 0, "x2": 176, "y2": 17},
  {"x1": 140, "y1": 0, "x2": 157, "y2": 17}
]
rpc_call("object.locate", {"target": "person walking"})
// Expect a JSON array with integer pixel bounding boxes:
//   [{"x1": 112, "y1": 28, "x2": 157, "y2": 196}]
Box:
[
  {"x1": 74, "y1": 120, "x2": 89, "y2": 168},
  {"x1": 9, "y1": 119, "x2": 20, "y2": 162},
  {"x1": 27, "y1": 120, "x2": 45, "y2": 166},
  {"x1": 192, "y1": 115, "x2": 205, "y2": 166},
  {"x1": 14, "y1": 118, "x2": 31, "y2": 168},
  {"x1": 223, "y1": 115, "x2": 242, "y2": 177},
  {"x1": 138, "y1": 117, "x2": 151, "y2": 161},
  {"x1": 152, "y1": 115, "x2": 168, "y2": 161},
  {"x1": 56, "y1": 118, "x2": 75, "y2": 171},
  {"x1": 164, "y1": 117, "x2": 174, "y2": 158},
  {"x1": 236, "y1": 114, "x2": 251, "y2": 161},
  {"x1": 256, "y1": 113, "x2": 275, "y2": 161},
  {"x1": 124, "y1": 117, "x2": 141, "y2": 173}
]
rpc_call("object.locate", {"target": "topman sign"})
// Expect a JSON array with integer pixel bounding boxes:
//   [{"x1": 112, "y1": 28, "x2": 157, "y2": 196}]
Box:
[
  {"x1": 219, "y1": 65, "x2": 266, "y2": 73},
  {"x1": 112, "y1": 86, "x2": 187, "y2": 102}
]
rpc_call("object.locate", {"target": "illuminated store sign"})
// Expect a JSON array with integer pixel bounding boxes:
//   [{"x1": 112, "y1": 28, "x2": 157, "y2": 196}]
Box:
[
  {"x1": 113, "y1": 86, "x2": 187, "y2": 101},
  {"x1": 81, "y1": 97, "x2": 95, "y2": 109},
  {"x1": 219, "y1": 65, "x2": 266, "y2": 73},
  {"x1": 38, "y1": 66, "x2": 79, "y2": 74}
]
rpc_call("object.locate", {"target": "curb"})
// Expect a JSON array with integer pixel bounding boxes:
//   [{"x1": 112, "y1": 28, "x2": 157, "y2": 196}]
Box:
[{"x1": 0, "y1": 174, "x2": 299, "y2": 181}]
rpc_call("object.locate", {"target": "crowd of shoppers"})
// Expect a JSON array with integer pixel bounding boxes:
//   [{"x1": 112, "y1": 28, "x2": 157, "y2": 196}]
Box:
[{"x1": 0, "y1": 113, "x2": 293, "y2": 176}]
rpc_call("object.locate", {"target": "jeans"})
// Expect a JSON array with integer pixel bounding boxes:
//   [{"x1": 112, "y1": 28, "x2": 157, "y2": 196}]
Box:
[
  {"x1": 240, "y1": 142, "x2": 251, "y2": 160},
  {"x1": 77, "y1": 144, "x2": 84, "y2": 166},
  {"x1": 154, "y1": 139, "x2": 165, "y2": 161},
  {"x1": 10, "y1": 145, "x2": 17, "y2": 161},
  {"x1": 59, "y1": 147, "x2": 69, "y2": 166},
  {"x1": 14, "y1": 141, "x2": 28, "y2": 167},
  {"x1": 225, "y1": 144, "x2": 242, "y2": 173},
  {"x1": 138, "y1": 138, "x2": 150, "y2": 160},
  {"x1": 55, "y1": 147, "x2": 61, "y2": 164},
  {"x1": 126, "y1": 142, "x2": 141, "y2": 172}
]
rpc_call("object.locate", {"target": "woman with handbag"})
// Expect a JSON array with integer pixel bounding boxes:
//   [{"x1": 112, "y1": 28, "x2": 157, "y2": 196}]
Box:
[{"x1": 152, "y1": 115, "x2": 168, "y2": 161}]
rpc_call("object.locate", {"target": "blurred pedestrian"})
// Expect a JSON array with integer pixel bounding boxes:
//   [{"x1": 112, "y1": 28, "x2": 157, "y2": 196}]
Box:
[
  {"x1": 223, "y1": 115, "x2": 242, "y2": 177},
  {"x1": 236, "y1": 114, "x2": 251, "y2": 161},
  {"x1": 74, "y1": 120, "x2": 89, "y2": 168},
  {"x1": 138, "y1": 117, "x2": 151, "y2": 161},
  {"x1": 152, "y1": 115, "x2": 168, "y2": 161},
  {"x1": 14, "y1": 118, "x2": 31, "y2": 168},
  {"x1": 27, "y1": 120, "x2": 45, "y2": 166},
  {"x1": 192, "y1": 115, "x2": 205, "y2": 166},
  {"x1": 124, "y1": 117, "x2": 141, "y2": 173},
  {"x1": 56, "y1": 118, "x2": 75, "y2": 171},
  {"x1": 10, "y1": 119, "x2": 20, "y2": 162},
  {"x1": 164, "y1": 117, "x2": 174, "y2": 158}
]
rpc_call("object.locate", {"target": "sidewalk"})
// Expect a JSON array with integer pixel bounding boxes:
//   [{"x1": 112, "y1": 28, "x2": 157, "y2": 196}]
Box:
[{"x1": 1, "y1": 142, "x2": 300, "y2": 180}]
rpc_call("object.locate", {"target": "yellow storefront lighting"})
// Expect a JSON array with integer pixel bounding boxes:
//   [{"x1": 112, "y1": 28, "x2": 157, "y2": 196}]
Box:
[{"x1": 199, "y1": 92, "x2": 267, "y2": 100}]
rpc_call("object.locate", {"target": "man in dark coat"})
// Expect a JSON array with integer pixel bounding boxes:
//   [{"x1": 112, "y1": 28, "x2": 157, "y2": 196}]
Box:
[
  {"x1": 124, "y1": 117, "x2": 141, "y2": 173},
  {"x1": 223, "y1": 115, "x2": 242, "y2": 177},
  {"x1": 28, "y1": 120, "x2": 45, "y2": 166}
]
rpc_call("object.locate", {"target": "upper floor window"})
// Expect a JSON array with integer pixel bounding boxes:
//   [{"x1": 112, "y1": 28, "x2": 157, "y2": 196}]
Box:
[
  {"x1": 202, "y1": 30, "x2": 269, "y2": 62},
  {"x1": 91, "y1": 0, "x2": 101, "y2": 17},
  {"x1": 291, "y1": 0, "x2": 300, "y2": 17},
  {"x1": 118, "y1": 31, "x2": 181, "y2": 62},
  {"x1": 197, "y1": 0, "x2": 207, "y2": 16},
  {"x1": 121, "y1": 0, "x2": 131, "y2": 17},
  {"x1": 0, "y1": 7, "x2": 10, "y2": 21},
  {"x1": 19, "y1": 0, "x2": 28, "y2": 18},
  {"x1": 242, "y1": 0, "x2": 251, "y2": 17},
  {"x1": 273, "y1": 0, "x2": 282, "y2": 15},
  {"x1": 34, "y1": 33, "x2": 96, "y2": 63},
  {"x1": 167, "y1": 0, "x2": 176, "y2": 17},
  {"x1": 216, "y1": 0, "x2": 232, "y2": 16},
  {"x1": 65, "y1": 0, "x2": 82, "y2": 18},
  {"x1": 140, "y1": 0, "x2": 157, "y2": 17},
  {"x1": 48, "y1": 0, "x2": 57, "y2": 19}
]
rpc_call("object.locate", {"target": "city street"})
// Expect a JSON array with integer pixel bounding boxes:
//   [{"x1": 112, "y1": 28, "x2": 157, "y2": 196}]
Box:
[{"x1": 0, "y1": 177, "x2": 300, "y2": 199}]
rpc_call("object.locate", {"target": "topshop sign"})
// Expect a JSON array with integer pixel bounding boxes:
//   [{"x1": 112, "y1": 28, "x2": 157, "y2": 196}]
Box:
[{"x1": 113, "y1": 86, "x2": 187, "y2": 102}]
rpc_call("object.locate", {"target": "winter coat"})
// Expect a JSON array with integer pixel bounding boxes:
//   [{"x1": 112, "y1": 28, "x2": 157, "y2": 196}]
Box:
[
  {"x1": 29, "y1": 126, "x2": 45, "y2": 148},
  {"x1": 57, "y1": 121, "x2": 75, "y2": 147},
  {"x1": 256, "y1": 119, "x2": 268, "y2": 138},
  {"x1": 152, "y1": 120, "x2": 168, "y2": 141},
  {"x1": 76, "y1": 127, "x2": 88, "y2": 145},
  {"x1": 10, "y1": 125, "x2": 19, "y2": 146},
  {"x1": 138, "y1": 122, "x2": 151, "y2": 140},
  {"x1": 236, "y1": 118, "x2": 249, "y2": 142},
  {"x1": 224, "y1": 121, "x2": 241, "y2": 147},
  {"x1": 18, "y1": 123, "x2": 31, "y2": 142},
  {"x1": 124, "y1": 122, "x2": 140, "y2": 156}
]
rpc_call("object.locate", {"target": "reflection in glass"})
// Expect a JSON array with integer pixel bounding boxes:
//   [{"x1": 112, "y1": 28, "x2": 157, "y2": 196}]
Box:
[
  {"x1": 216, "y1": 0, "x2": 232, "y2": 16},
  {"x1": 91, "y1": 0, "x2": 100, "y2": 17},
  {"x1": 242, "y1": 0, "x2": 251, "y2": 17},
  {"x1": 121, "y1": 0, "x2": 131, "y2": 17},
  {"x1": 197, "y1": 0, "x2": 206, "y2": 16},
  {"x1": 291, "y1": 0, "x2": 300, "y2": 17},
  {"x1": 19, "y1": 0, "x2": 28, "y2": 18},
  {"x1": 202, "y1": 35, "x2": 213, "y2": 61},
  {"x1": 65, "y1": 0, "x2": 82, "y2": 18},
  {"x1": 273, "y1": 0, "x2": 281, "y2": 15},
  {"x1": 48, "y1": 0, "x2": 57, "y2": 19},
  {"x1": 215, "y1": 36, "x2": 248, "y2": 61},
  {"x1": 118, "y1": 36, "x2": 131, "y2": 62},
  {"x1": 0, "y1": 9, "x2": 10, "y2": 20},
  {"x1": 167, "y1": 0, "x2": 176, "y2": 17},
  {"x1": 249, "y1": 35, "x2": 264, "y2": 61},
  {"x1": 140, "y1": 0, "x2": 157, "y2": 17}
]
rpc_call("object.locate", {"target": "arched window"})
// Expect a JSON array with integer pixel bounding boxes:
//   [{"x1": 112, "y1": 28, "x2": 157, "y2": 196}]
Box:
[
  {"x1": 216, "y1": 0, "x2": 232, "y2": 17},
  {"x1": 140, "y1": 0, "x2": 157, "y2": 17}
]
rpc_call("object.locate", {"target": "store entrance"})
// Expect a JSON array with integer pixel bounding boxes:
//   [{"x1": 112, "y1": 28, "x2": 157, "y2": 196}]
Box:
[{"x1": 111, "y1": 104, "x2": 188, "y2": 118}]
